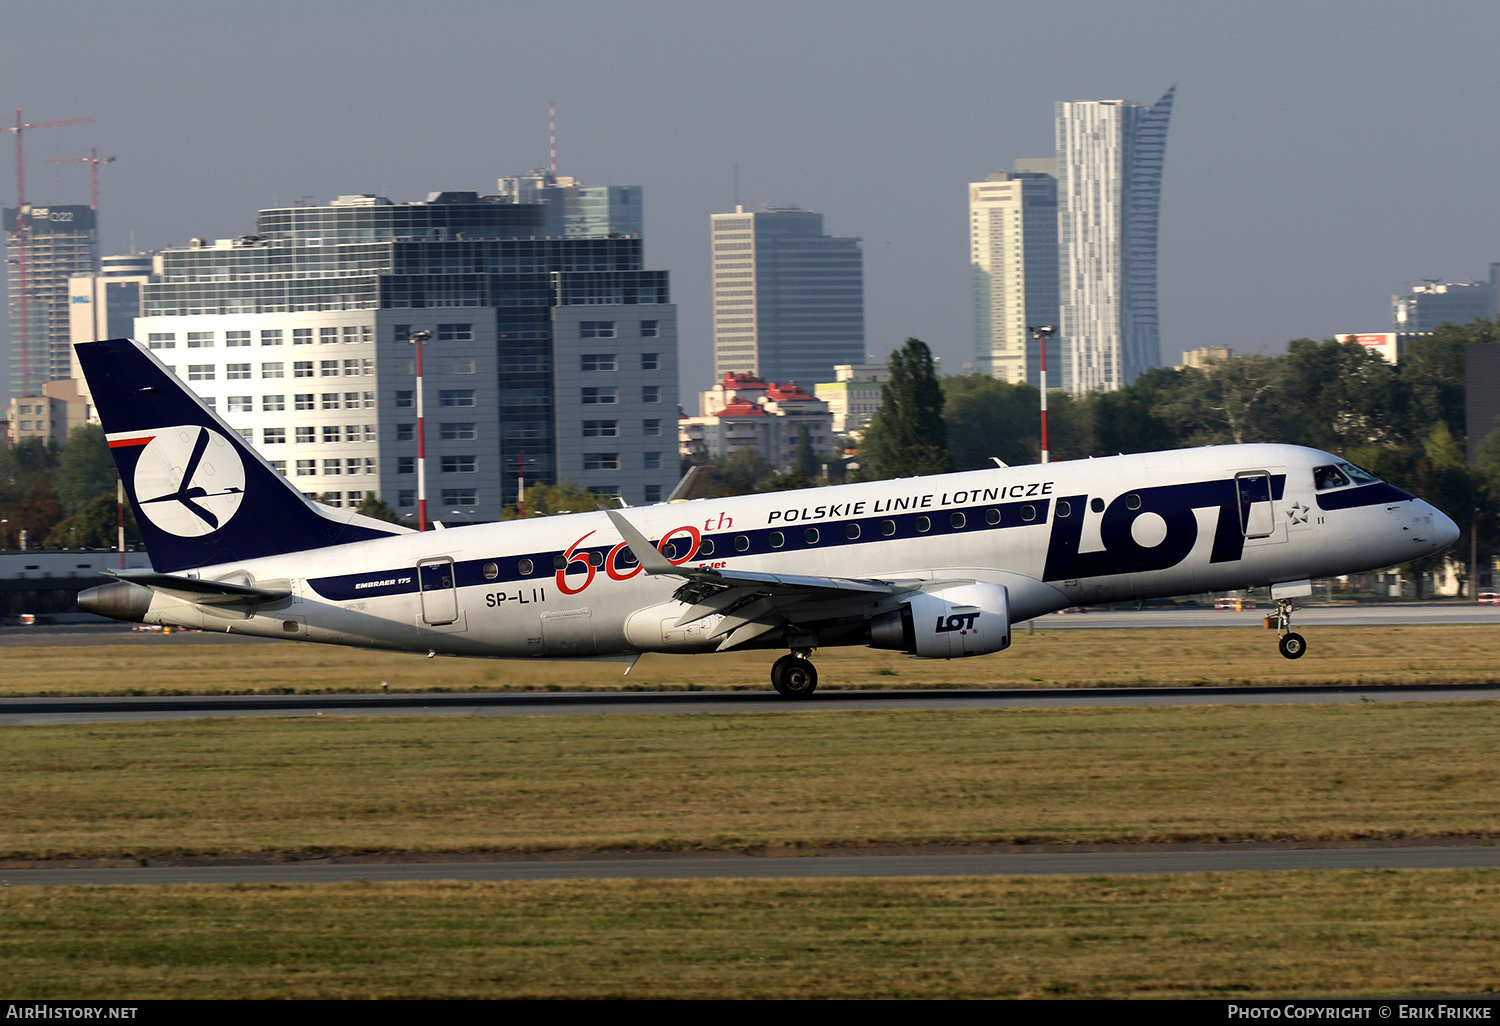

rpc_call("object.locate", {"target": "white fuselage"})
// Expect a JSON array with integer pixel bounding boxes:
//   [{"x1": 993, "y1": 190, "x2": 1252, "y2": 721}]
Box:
[{"x1": 131, "y1": 444, "x2": 1457, "y2": 661}]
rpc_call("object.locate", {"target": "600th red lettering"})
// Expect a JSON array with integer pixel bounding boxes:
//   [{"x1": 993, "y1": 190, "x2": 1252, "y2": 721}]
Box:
[{"x1": 554, "y1": 525, "x2": 702, "y2": 594}]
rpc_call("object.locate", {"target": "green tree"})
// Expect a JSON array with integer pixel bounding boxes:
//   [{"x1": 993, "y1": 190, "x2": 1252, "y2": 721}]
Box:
[
  {"x1": 709, "y1": 447, "x2": 776, "y2": 497},
  {"x1": 354, "y1": 494, "x2": 400, "y2": 524},
  {"x1": 1401, "y1": 319, "x2": 1499, "y2": 440},
  {"x1": 43, "y1": 493, "x2": 141, "y2": 549},
  {"x1": 54, "y1": 424, "x2": 118, "y2": 514},
  {"x1": 1279, "y1": 339, "x2": 1410, "y2": 451},
  {"x1": 0, "y1": 439, "x2": 65, "y2": 548},
  {"x1": 1475, "y1": 425, "x2": 1500, "y2": 483},
  {"x1": 1087, "y1": 367, "x2": 1189, "y2": 452},
  {"x1": 941, "y1": 375, "x2": 1040, "y2": 469},
  {"x1": 503, "y1": 480, "x2": 617, "y2": 519},
  {"x1": 792, "y1": 424, "x2": 821, "y2": 479},
  {"x1": 859, "y1": 338, "x2": 951, "y2": 479}
]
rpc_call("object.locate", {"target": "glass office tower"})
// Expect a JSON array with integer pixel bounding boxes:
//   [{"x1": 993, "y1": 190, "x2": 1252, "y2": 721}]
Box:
[{"x1": 711, "y1": 206, "x2": 864, "y2": 387}]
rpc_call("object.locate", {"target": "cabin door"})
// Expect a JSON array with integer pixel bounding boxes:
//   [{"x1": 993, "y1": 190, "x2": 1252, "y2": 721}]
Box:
[
  {"x1": 417, "y1": 556, "x2": 459, "y2": 626},
  {"x1": 1235, "y1": 472, "x2": 1276, "y2": 539}
]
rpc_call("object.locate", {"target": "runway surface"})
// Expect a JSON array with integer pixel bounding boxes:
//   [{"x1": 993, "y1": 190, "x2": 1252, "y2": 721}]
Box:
[
  {"x1": 3, "y1": 603, "x2": 1498, "y2": 649},
  {"x1": 6, "y1": 844, "x2": 1500, "y2": 887},
  {"x1": 4, "y1": 681, "x2": 1500, "y2": 725}
]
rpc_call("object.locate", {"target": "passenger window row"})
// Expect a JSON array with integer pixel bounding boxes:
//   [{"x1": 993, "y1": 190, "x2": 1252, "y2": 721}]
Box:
[{"x1": 500, "y1": 505, "x2": 1043, "y2": 578}]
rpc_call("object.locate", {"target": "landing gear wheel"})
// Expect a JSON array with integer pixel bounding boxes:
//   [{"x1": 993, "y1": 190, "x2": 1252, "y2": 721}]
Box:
[
  {"x1": 771, "y1": 655, "x2": 818, "y2": 699},
  {"x1": 1279, "y1": 632, "x2": 1307, "y2": 660}
]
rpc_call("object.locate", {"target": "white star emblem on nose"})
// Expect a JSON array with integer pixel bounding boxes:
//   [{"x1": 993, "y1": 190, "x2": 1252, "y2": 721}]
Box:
[{"x1": 1288, "y1": 502, "x2": 1309, "y2": 524}]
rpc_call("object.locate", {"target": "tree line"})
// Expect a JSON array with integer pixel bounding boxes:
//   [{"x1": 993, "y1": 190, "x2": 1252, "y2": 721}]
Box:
[
  {"x1": 860, "y1": 325, "x2": 1500, "y2": 586},
  {"x1": 0, "y1": 426, "x2": 139, "y2": 550},
  {"x1": 6, "y1": 321, "x2": 1497, "y2": 574}
]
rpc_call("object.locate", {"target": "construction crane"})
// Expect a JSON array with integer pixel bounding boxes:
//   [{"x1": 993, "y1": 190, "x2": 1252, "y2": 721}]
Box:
[
  {"x1": 1, "y1": 109, "x2": 91, "y2": 396},
  {"x1": 48, "y1": 149, "x2": 116, "y2": 339},
  {"x1": 47, "y1": 148, "x2": 115, "y2": 213}
]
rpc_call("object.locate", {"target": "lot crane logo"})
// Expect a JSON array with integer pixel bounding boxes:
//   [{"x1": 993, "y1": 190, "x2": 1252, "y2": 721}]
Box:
[{"x1": 133, "y1": 426, "x2": 246, "y2": 536}]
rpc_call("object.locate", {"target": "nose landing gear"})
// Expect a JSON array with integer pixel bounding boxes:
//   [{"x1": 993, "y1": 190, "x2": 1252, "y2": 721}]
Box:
[
  {"x1": 771, "y1": 651, "x2": 818, "y2": 698},
  {"x1": 1272, "y1": 598, "x2": 1306, "y2": 660}
]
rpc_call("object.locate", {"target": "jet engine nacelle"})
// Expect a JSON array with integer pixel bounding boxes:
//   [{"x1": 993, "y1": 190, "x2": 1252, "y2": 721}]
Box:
[{"x1": 867, "y1": 581, "x2": 1010, "y2": 659}]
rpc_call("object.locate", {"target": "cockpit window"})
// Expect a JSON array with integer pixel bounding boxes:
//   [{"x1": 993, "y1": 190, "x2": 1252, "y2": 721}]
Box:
[
  {"x1": 1313, "y1": 462, "x2": 1382, "y2": 491},
  {"x1": 1313, "y1": 465, "x2": 1350, "y2": 490}
]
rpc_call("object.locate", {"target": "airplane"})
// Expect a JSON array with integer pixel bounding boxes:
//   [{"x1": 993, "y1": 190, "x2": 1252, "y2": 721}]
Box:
[{"x1": 75, "y1": 337, "x2": 1460, "y2": 698}]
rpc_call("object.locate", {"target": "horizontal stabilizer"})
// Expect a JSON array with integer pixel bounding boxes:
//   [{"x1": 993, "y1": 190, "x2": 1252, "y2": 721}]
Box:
[{"x1": 105, "y1": 569, "x2": 291, "y2": 605}]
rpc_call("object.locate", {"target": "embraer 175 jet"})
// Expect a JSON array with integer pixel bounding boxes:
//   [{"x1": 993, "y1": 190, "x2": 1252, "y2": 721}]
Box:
[{"x1": 76, "y1": 338, "x2": 1459, "y2": 698}]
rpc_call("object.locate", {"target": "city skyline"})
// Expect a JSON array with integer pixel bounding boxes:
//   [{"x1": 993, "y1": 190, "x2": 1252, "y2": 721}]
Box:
[{"x1": 2, "y1": 1, "x2": 1499, "y2": 398}]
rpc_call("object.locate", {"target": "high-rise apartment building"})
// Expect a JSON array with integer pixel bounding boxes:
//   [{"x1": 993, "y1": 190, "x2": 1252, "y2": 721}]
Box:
[
  {"x1": 1392, "y1": 281, "x2": 1495, "y2": 335},
  {"x1": 1055, "y1": 86, "x2": 1174, "y2": 392},
  {"x1": 129, "y1": 191, "x2": 678, "y2": 518},
  {"x1": 711, "y1": 206, "x2": 864, "y2": 386},
  {"x1": 5, "y1": 203, "x2": 98, "y2": 398},
  {"x1": 969, "y1": 160, "x2": 1059, "y2": 385},
  {"x1": 497, "y1": 171, "x2": 643, "y2": 238}
]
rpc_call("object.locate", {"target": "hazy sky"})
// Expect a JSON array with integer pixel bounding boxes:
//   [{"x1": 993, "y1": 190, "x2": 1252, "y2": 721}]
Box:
[{"x1": 5, "y1": 0, "x2": 1499, "y2": 395}]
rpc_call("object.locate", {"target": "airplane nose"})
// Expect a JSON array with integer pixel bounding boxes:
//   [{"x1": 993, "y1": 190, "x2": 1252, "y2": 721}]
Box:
[{"x1": 1430, "y1": 504, "x2": 1460, "y2": 552}]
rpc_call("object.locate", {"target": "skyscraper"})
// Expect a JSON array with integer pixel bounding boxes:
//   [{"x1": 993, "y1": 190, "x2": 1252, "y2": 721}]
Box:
[
  {"x1": 1056, "y1": 86, "x2": 1174, "y2": 392},
  {"x1": 969, "y1": 159, "x2": 1059, "y2": 385},
  {"x1": 5, "y1": 203, "x2": 98, "y2": 398},
  {"x1": 711, "y1": 205, "x2": 864, "y2": 386}
]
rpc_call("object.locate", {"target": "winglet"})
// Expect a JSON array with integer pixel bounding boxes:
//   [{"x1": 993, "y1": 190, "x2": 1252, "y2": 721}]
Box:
[{"x1": 605, "y1": 510, "x2": 679, "y2": 576}]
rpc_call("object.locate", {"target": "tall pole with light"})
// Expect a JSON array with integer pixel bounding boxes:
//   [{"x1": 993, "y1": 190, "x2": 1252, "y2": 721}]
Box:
[
  {"x1": 407, "y1": 329, "x2": 433, "y2": 531},
  {"x1": 1027, "y1": 324, "x2": 1056, "y2": 464},
  {"x1": 511, "y1": 450, "x2": 537, "y2": 518}
]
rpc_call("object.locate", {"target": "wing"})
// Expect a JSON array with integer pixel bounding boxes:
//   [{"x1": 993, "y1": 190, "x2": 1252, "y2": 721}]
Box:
[{"x1": 606, "y1": 510, "x2": 915, "y2": 650}]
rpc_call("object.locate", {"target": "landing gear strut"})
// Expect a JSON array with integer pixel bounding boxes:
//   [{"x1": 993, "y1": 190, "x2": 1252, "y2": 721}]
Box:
[
  {"x1": 771, "y1": 652, "x2": 818, "y2": 698},
  {"x1": 1271, "y1": 598, "x2": 1306, "y2": 660}
]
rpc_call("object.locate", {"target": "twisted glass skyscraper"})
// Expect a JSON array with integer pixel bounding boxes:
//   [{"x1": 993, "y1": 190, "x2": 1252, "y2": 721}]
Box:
[{"x1": 1056, "y1": 86, "x2": 1174, "y2": 392}]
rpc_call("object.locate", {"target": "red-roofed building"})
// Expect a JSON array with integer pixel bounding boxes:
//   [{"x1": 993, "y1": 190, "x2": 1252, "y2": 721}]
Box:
[{"x1": 680, "y1": 373, "x2": 833, "y2": 468}]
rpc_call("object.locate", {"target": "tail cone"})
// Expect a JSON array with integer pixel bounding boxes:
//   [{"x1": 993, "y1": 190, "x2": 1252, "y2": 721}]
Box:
[{"x1": 77, "y1": 580, "x2": 153, "y2": 622}]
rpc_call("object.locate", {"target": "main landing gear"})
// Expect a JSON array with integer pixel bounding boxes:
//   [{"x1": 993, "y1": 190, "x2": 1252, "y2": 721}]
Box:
[
  {"x1": 1271, "y1": 597, "x2": 1307, "y2": 660},
  {"x1": 771, "y1": 651, "x2": 819, "y2": 698}
]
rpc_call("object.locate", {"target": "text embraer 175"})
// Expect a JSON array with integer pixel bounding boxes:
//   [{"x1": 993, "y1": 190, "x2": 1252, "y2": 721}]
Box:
[{"x1": 76, "y1": 338, "x2": 1459, "y2": 697}]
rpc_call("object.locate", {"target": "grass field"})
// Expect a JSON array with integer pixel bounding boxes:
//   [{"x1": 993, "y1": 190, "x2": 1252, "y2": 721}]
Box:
[
  {"x1": 7, "y1": 626, "x2": 1499, "y2": 999},
  {"x1": 5, "y1": 702, "x2": 1499, "y2": 859},
  {"x1": 5, "y1": 623, "x2": 1500, "y2": 696},
  {"x1": 3, "y1": 872, "x2": 1500, "y2": 998}
]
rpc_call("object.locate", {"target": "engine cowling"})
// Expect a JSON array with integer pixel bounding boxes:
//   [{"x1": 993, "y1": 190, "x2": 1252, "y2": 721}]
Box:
[{"x1": 867, "y1": 581, "x2": 1010, "y2": 659}]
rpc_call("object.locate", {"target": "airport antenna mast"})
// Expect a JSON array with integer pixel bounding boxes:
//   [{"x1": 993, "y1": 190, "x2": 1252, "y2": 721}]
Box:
[
  {"x1": 2, "y1": 109, "x2": 91, "y2": 396},
  {"x1": 549, "y1": 101, "x2": 556, "y2": 177}
]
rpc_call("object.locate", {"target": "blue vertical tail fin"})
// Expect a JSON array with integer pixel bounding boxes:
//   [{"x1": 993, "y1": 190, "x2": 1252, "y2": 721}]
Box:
[{"x1": 76, "y1": 338, "x2": 410, "y2": 573}]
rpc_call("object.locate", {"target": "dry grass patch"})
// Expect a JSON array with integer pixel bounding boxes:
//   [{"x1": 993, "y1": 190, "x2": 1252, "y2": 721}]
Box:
[
  {"x1": 4, "y1": 872, "x2": 1500, "y2": 998},
  {"x1": 4, "y1": 702, "x2": 1500, "y2": 859},
  {"x1": 4, "y1": 624, "x2": 1500, "y2": 697}
]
